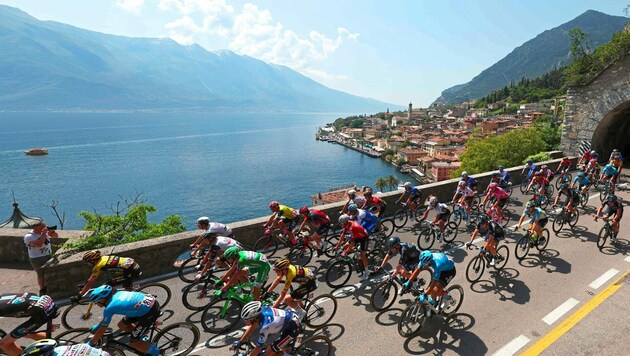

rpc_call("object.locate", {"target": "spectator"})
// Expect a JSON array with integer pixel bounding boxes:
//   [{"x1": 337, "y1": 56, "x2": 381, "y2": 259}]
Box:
[{"x1": 23, "y1": 221, "x2": 58, "y2": 295}]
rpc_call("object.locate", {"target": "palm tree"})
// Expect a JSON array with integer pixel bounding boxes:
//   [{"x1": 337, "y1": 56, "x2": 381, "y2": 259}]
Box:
[
  {"x1": 375, "y1": 177, "x2": 388, "y2": 193},
  {"x1": 386, "y1": 175, "x2": 399, "y2": 191}
]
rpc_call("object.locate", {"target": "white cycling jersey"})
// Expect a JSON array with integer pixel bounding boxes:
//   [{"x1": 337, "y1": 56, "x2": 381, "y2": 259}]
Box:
[
  {"x1": 207, "y1": 222, "x2": 233, "y2": 236},
  {"x1": 54, "y1": 344, "x2": 110, "y2": 356},
  {"x1": 214, "y1": 236, "x2": 241, "y2": 251},
  {"x1": 456, "y1": 186, "x2": 475, "y2": 197}
]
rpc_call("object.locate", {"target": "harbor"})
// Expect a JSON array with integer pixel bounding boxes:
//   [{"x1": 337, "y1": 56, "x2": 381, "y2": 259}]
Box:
[{"x1": 316, "y1": 126, "x2": 381, "y2": 158}]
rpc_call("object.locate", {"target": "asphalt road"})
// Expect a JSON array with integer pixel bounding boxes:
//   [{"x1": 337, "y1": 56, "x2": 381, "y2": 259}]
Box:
[{"x1": 2, "y1": 174, "x2": 629, "y2": 356}]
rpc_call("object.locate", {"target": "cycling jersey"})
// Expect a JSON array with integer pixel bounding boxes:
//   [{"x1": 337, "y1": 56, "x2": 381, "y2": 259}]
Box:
[
  {"x1": 305, "y1": 209, "x2": 330, "y2": 226},
  {"x1": 525, "y1": 163, "x2": 538, "y2": 177},
  {"x1": 0, "y1": 293, "x2": 57, "y2": 338},
  {"x1": 541, "y1": 169, "x2": 554, "y2": 180},
  {"x1": 236, "y1": 251, "x2": 271, "y2": 286},
  {"x1": 558, "y1": 188, "x2": 580, "y2": 202},
  {"x1": 422, "y1": 253, "x2": 455, "y2": 282},
  {"x1": 88, "y1": 256, "x2": 137, "y2": 281},
  {"x1": 212, "y1": 236, "x2": 241, "y2": 252},
  {"x1": 573, "y1": 176, "x2": 590, "y2": 187},
  {"x1": 206, "y1": 222, "x2": 233, "y2": 237},
  {"x1": 522, "y1": 207, "x2": 548, "y2": 222},
  {"x1": 256, "y1": 306, "x2": 300, "y2": 348},
  {"x1": 281, "y1": 265, "x2": 315, "y2": 292},
  {"x1": 461, "y1": 177, "x2": 477, "y2": 189},
  {"x1": 343, "y1": 221, "x2": 368, "y2": 241},
  {"x1": 601, "y1": 165, "x2": 618, "y2": 177},
  {"x1": 498, "y1": 170, "x2": 511, "y2": 183},
  {"x1": 352, "y1": 209, "x2": 378, "y2": 233},
  {"x1": 456, "y1": 186, "x2": 475, "y2": 197},
  {"x1": 490, "y1": 187, "x2": 509, "y2": 200},
  {"x1": 406, "y1": 187, "x2": 422, "y2": 197},
  {"x1": 532, "y1": 175, "x2": 548, "y2": 186},
  {"x1": 99, "y1": 291, "x2": 155, "y2": 327},
  {"x1": 476, "y1": 221, "x2": 504, "y2": 239},
  {"x1": 610, "y1": 159, "x2": 622, "y2": 169},
  {"x1": 609, "y1": 153, "x2": 624, "y2": 162},
  {"x1": 390, "y1": 242, "x2": 420, "y2": 269},
  {"x1": 559, "y1": 160, "x2": 572, "y2": 169},
  {"x1": 602, "y1": 201, "x2": 624, "y2": 213},
  {"x1": 428, "y1": 202, "x2": 449, "y2": 215},
  {"x1": 365, "y1": 196, "x2": 386, "y2": 208},
  {"x1": 276, "y1": 205, "x2": 298, "y2": 220},
  {"x1": 53, "y1": 344, "x2": 110, "y2": 356}
]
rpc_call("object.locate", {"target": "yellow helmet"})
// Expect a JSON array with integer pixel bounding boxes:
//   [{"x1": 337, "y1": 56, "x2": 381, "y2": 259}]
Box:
[
  {"x1": 82, "y1": 250, "x2": 101, "y2": 262},
  {"x1": 273, "y1": 258, "x2": 291, "y2": 270}
]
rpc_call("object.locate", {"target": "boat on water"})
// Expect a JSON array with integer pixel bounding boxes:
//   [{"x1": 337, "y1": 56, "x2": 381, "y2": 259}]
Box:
[{"x1": 24, "y1": 148, "x2": 48, "y2": 155}]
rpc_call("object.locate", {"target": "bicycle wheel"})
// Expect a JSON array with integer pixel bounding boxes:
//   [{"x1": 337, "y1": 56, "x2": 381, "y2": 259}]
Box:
[
  {"x1": 398, "y1": 303, "x2": 426, "y2": 338},
  {"x1": 154, "y1": 322, "x2": 200, "y2": 356},
  {"x1": 181, "y1": 282, "x2": 214, "y2": 311},
  {"x1": 494, "y1": 245, "x2": 509, "y2": 270},
  {"x1": 138, "y1": 283, "x2": 171, "y2": 308},
  {"x1": 254, "y1": 235, "x2": 280, "y2": 258},
  {"x1": 416, "y1": 268, "x2": 432, "y2": 289},
  {"x1": 520, "y1": 179, "x2": 529, "y2": 194},
  {"x1": 599, "y1": 186, "x2": 609, "y2": 203},
  {"x1": 505, "y1": 184, "x2": 513, "y2": 198},
  {"x1": 416, "y1": 228, "x2": 435, "y2": 250},
  {"x1": 370, "y1": 279, "x2": 398, "y2": 311},
  {"x1": 323, "y1": 234, "x2": 340, "y2": 258},
  {"x1": 294, "y1": 335, "x2": 333, "y2": 356},
  {"x1": 304, "y1": 294, "x2": 337, "y2": 328},
  {"x1": 465, "y1": 255, "x2": 485, "y2": 283},
  {"x1": 380, "y1": 218, "x2": 395, "y2": 238},
  {"x1": 101, "y1": 345, "x2": 126, "y2": 356},
  {"x1": 450, "y1": 209, "x2": 462, "y2": 227},
  {"x1": 325, "y1": 260, "x2": 352, "y2": 288},
  {"x1": 569, "y1": 209, "x2": 580, "y2": 228},
  {"x1": 368, "y1": 249, "x2": 386, "y2": 268},
  {"x1": 442, "y1": 222, "x2": 459, "y2": 243},
  {"x1": 200, "y1": 298, "x2": 243, "y2": 334},
  {"x1": 61, "y1": 302, "x2": 100, "y2": 330},
  {"x1": 597, "y1": 226, "x2": 609, "y2": 249},
  {"x1": 546, "y1": 185, "x2": 555, "y2": 198},
  {"x1": 536, "y1": 229, "x2": 550, "y2": 251},
  {"x1": 538, "y1": 195, "x2": 549, "y2": 210},
  {"x1": 288, "y1": 245, "x2": 313, "y2": 266},
  {"x1": 177, "y1": 256, "x2": 202, "y2": 283},
  {"x1": 442, "y1": 284, "x2": 464, "y2": 316},
  {"x1": 470, "y1": 195, "x2": 481, "y2": 213},
  {"x1": 55, "y1": 328, "x2": 92, "y2": 345},
  {"x1": 393, "y1": 209, "x2": 408, "y2": 228},
  {"x1": 552, "y1": 213, "x2": 565, "y2": 233},
  {"x1": 580, "y1": 192, "x2": 588, "y2": 208},
  {"x1": 514, "y1": 235, "x2": 531, "y2": 261}
]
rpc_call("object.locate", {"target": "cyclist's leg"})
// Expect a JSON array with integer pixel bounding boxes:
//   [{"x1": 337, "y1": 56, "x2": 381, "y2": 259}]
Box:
[
  {"x1": 487, "y1": 235, "x2": 497, "y2": 255},
  {"x1": 253, "y1": 265, "x2": 270, "y2": 301},
  {"x1": 128, "y1": 303, "x2": 161, "y2": 356}
]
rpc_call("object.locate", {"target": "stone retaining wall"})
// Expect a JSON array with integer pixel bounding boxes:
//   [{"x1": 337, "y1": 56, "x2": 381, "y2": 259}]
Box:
[
  {"x1": 41, "y1": 157, "x2": 576, "y2": 299},
  {"x1": 0, "y1": 228, "x2": 91, "y2": 264}
]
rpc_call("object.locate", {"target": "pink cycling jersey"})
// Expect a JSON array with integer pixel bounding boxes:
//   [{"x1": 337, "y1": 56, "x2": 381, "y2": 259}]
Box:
[{"x1": 491, "y1": 187, "x2": 509, "y2": 200}]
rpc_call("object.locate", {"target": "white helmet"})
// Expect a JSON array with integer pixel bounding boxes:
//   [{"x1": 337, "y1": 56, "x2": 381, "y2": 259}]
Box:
[
  {"x1": 461, "y1": 171, "x2": 468, "y2": 177},
  {"x1": 403, "y1": 182, "x2": 412, "y2": 188},
  {"x1": 347, "y1": 189, "x2": 356, "y2": 196},
  {"x1": 429, "y1": 196, "x2": 438, "y2": 205},
  {"x1": 354, "y1": 196, "x2": 366, "y2": 206},
  {"x1": 241, "y1": 301, "x2": 262, "y2": 321},
  {"x1": 458, "y1": 181, "x2": 466, "y2": 187},
  {"x1": 339, "y1": 214, "x2": 351, "y2": 225},
  {"x1": 196, "y1": 216, "x2": 210, "y2": 225}
]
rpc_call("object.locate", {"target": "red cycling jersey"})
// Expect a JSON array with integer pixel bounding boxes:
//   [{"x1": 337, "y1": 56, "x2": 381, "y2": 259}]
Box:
[
  {"x1": 532, "y1": 175, "x2": 549, "y2": 186},
  {"x1": 343, "y1": 221, "x2": 368, "y2": 240}
]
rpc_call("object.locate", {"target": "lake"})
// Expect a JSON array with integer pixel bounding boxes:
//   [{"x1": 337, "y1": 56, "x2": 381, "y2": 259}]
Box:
[{"x1": 0, "y1": 112, "x2": 411, "y2": 229}]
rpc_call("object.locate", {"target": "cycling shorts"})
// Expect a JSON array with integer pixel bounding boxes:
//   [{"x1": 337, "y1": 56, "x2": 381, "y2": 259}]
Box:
[
  {"x1": 435, "y1": 267, "x2": 456, "y2": 287},
  {"x1": 315, "y1": 224, "x2": 331, "y2": 236},
  {"x1": 437, "y1": 209, "x2": 451, "y2": 222},
  {"x1": 270, "y1": 314, "x2": 301, "y2": 353},
  {"x1": 111, "y1": 263, "x2": 141, "y2": 289},
  {"x1": 497, "y1": 198, "x2": 508, "y2": 208},
  {"x1": 290, "y1": 279, "x2": 317, "y2": 301},
  {"x1": 246, "y1": 264, "x2": 271, "y2": 288},
  {"x1": 122, "y1": 301, "x2": 161, "y2": 342},
  {"x1": 535, "y1": 218, "x2": 549, "y2": 228},
  {"x1": 352, "y1": 237, "x2": 368, "y2": 251}
]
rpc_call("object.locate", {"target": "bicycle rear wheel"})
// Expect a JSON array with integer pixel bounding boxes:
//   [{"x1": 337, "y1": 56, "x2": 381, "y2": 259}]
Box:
[
  {"x1": 323, "y1": 234, "x2": 340, "y2": 258},
  {"x1": 569, "y1": 209, "x2": 580, "y2": 228},
  {"x1": 61, "y1": 302, "x2": 100, "y2": 330},
  {"x1": 254, "y1": 235, "x2": 280, "y2": 258},
  {"x1": 288, "y1": 245, "x2": 313, "y2": 266},
  {"x1": 552, "y1": 213, "x2": 566, "y2": 233},
  {"x1": 465, "y1": 255, "x2": 485, "y2": 283},
  {"x1": 138, "y1": 283, "x2": 172, "y2": 308},
  {"x1": 597, "y1": 226, "x2": 609, "y2": 249},
  {"x1": 304, "y1": 294, "x2": 338, "y2": 328},
  {"x1": 325, "y1": 260, "x2": 352, "y2": 288},
  {"x1": 380, "y1": 218, "x2": 395, "y2": 238},
  {"x1": 177, "y1": 256, "x2": 202, "y2": 283},
  {"x1": 294, "y1": 335, "x2": 332, "y2": 356},
  {"x1": 442, "y1": 284, "x2": 464, "y2": 316},
  {"x1": 370, "y1": 280, "x2": 398, "y2": 311},
  {"x1": 200, "y1": 298, "x2": 243, "y2": 334},
  {"x1": 154, "y1": 322, "x2": 200, "y2": 356},
  {"x1": 520, "y1": 179, "x2": 529, "y2": 194},
  {"x1": 398, "y1": 303, "x2": 426, "y2": 338}
]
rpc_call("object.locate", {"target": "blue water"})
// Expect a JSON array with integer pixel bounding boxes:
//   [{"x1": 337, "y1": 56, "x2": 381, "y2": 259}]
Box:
[{"x1": 0, "y1": 112, "x2": 410, "y2": 229}]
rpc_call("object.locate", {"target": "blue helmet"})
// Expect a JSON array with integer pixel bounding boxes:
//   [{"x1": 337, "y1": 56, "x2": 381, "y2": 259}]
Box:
[
  {"x1": 419, "y1": 251, "x2": 433, "y2": 266},
  {"x1": 347, "y1": 203, "x2": 358, "y2": 212},
  {"x1": 86, "y1": 285, "x2": 113, "y2": 303}
]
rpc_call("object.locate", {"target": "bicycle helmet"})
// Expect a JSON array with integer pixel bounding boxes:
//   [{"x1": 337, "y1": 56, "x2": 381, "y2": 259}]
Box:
[
  {"x1": 364, "y1": 190, "x2": 373, "y2": 197},
  {"x1": 338, "y1": 214, "x2": 351, "y2": 225},
  {"x1": 241, "y1": 301, "x2": 263, "y2": 321},
  {"x1": 403, "y1": 182, "x2": 412, "y2": 188},
  {"x1": 478, "y1": 215, "x2": 489, "y2": 224},
  {"x1": 347, "y1": 203, "x2": 358, "y2": 212},
  {"x1": 429, "y1": 196, "x2": 438, "y2": 205},
  {"x1": 418, "y1": 251, "x2": 433, "y2": 266},
  {"x1": 578, "y1": 171, "x2": 585, "y2": 177},
  {"x1": 274, "y1": 258, "x2": 291, "y2": 270},
  {"x1": 560, "y1": 183, "x2": 570, "y2": 191},
  {"x1": 82, "y1": 250, "x2": 101, "y2": 262},
  {"x1": 201, "y1": 230, "x2": 217, "y2": 240},
  {"x1": 347, "y1": 189, "x2": 356, "y2": 196},
  {"x1": 498, "y1": 165, "x2": 505, "y2": 170},
  {"x1": 461, "y1": 171, "x2": 468, "y2": 177},
  {"x1": 527, "y1": 159, "x2": 533, "y2": 164},
  {"x1": 387, "y1": 236, "x2": 401, "y2": 249},
  {"x1": 86, "y1": 285, "x2": 113, "y2": 303},
  {"x1": 458, "y1": 181, "x2": 466, "y2": 187},
  {"x1": 526, "y1": 201, "x2": 536, "y2": 209},
  {"x1": 299, "y1": 206, "x2": 310, "y2": 215},
  {"x1": 364, "y1": 187, "x2": 373, "y2": 194},
  {"x1": 354, "y1": 196, "x2": 366, "y2": 206},
  {"x1": 612, "y1": 149, "x2": 619, "y2": 153},
  {"x1": 590, "y1": 150, "x2": 596, "y2": 155},
  {"x1": 268, "y1": 201, "x2": 279, "y2": 210},
  {"x1": 223, "y1": 246, "x2": 241, "y2": 260},
  {"x1": 488, "y1": 182, "x2": 498, "y2": 190},
  {"x1": 607, "y1": 194, "x2": 618, "y2": 202},
  {"x1": 20, "y1": 339, "x2": 57, "y2": 356},
  {"x1": 196, "y1": 216, "x2": 210, "y2": 225}
]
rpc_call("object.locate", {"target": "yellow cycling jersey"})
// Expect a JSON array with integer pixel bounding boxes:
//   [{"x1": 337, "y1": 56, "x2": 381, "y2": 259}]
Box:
[
  {"x1": 89, "y1": 256, "x2": 136, "y2": 280},
  {"x1": 281, "y1": 265, "x2": 315, "y2": 292},
  {"x1": 610, "y1": 159, "x2": 622, "y2": 168},
  {"x1": 276, "y1": 205, "x2": 297, "y2": 220}
]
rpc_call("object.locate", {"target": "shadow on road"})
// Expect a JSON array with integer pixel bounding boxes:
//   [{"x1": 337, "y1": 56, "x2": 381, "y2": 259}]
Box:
[
  {"x1": 469, "y1": 267, "x2": 530, "y2": 305},
  {"x1": 402, "y1": 312, "x2": 487, "y2": 355}
]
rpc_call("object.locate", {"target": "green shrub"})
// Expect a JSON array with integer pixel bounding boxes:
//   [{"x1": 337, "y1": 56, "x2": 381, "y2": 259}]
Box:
[{"x1": 523, "y1": 152, "x2": 552, "y2": 163}]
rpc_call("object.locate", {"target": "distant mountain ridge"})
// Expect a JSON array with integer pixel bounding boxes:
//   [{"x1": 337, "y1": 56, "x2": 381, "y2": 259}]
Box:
[
  {"x1": 434, "y1": 10, "x2": 628, "y2": 104},
  {"x1": 0, "y1": 5, "x2": 394, "y2": 112}
]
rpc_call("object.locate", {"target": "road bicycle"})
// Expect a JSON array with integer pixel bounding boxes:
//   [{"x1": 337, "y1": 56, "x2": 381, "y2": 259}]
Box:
[
  {"x1": 520, "y1": 174, "x2": 532, "y2": 194},
  {"x1": 176, "y1": 248, "x2": 209, "y2": 283},
  {"x1": 484, "y1": 205, "x2": 511, "y2": 228},
  {"x1": 181, "y1": 266, "x2": 232, "y2": 310},
  {"x1": 253, "y1": 226, "x2": 311, "y2": 259},
  {"x1": 596, "y1": 217, "x2": 619, "y2": 249},
  {"x1": 397, "y1": 284, "x2": 464, "y2": 338},
  {"x1": 233, "y1": 327, "x2": 333, "y2": 356},
  {"x1": 300, "y1": 291, "x2": 338, "y2": 329},
  {"x1": 449, "y1": 202, "x2": 470, "y2": 228},
  {"x1": 551, "y1": 206, "x2": 579, "y2": 233},
  {"x1": 514, "y1": 228, "x2": 550, "y2": 260},
  {"x1": 530, "y1": 191, "x2": 551, "y2": 210},
  {"x1": 465, "y1": 243, "x2": 509, "y2": 283},
  {"x1": 599, "y1": 179, "x2": 613, "y2": 202},
  {"x1": 369, "y1": 269, "x2": 432, "y2": 312},
  {"x1": 61, "y1": 279, "x2": 171, "y2": 330},
  {"x1": 325, "y1": 248, "x2": 385, "y2": 288},
  {"x1": 416, "y1": 221, "x2": 458, "y2": 250},
  {"x1": 392, "y1": 201, "x2": 426, "y2": 228},
  {"x1": 554, "y1": 171, "x2": 573, "y2": 190}
]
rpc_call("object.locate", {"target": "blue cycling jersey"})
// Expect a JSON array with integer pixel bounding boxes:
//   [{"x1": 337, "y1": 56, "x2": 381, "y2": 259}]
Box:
[
  {"x1": 527, "y1": 164, "x2": 538, "y2": 177},
  {"x1": 257, "y1": 306, "x2": 296, "y2": 347},
  {"x1": 573, "y1": 176, "x2": 590, "y2": 186},
  {"x1": 420, "y1": 253, "x2": 455, "y2": 281},
  {"x1": 499, "y1": 171, "x2": 510, "y2": 182},
  {"x1": 407, "y1": 187, "x2": 421, "y2": 197},
  {"x1": 601, "y1": 165, "x2": 618, "y2": 176},
  {"x1": 100, "y1": 291, "x2": 155, "y2": 326}
]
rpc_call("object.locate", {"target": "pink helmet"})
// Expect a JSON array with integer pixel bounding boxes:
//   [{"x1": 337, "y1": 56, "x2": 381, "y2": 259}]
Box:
[
  {"x1": 488, "y1": 182, "x2": 498, "y2": 190},
  {"x1": 269, "y1": 201, "x2": 279, "y2": 210}
]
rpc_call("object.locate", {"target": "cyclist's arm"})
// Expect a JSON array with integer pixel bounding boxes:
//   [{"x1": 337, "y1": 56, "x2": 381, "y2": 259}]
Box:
[
  {"x1": 380, "y1": 253, "x2": 392, "y2": 269},
  {"x1": 469, "y1": 229, "x2": 479, "y2": 243},
  {"x1": 189, "y1": 234, "x2": 203, "y2": 249},
  {"x1": 296, "y1": 216, "x2": 308, "y2": 235},
  {"x1": 265, "y1": 213, "x2": 277, "y2": 227},
  {"x1": 199, "y1": 247, "x2": 220, "y2": 276},
  {"x1": 418, "y1": 208, "x2": 430, "y2": 221},
  {"x1": 516, "y1": 214, "x2": 526, "y2": 229},
  {"x1": 219, "y1": 262, "x2": 240, "y2": 291},
  {"x1": 79, "y1": 266, "x2": 101, "y2": 296},
  {"x1": 237, "y1": 322, "x2": 259, "y2": 353},
  {"x1": 335, "y1": 230, "x2": 346, "y2": 250},
  {"x1": 451, "y1": 191, "x2": 459, "y2": 203},
  {"x1": 552, "y1": 194, "x2": 561, "y2": 206}
]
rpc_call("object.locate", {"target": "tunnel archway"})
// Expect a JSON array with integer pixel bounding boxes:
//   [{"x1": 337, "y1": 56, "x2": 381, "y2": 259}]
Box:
[{"x1": 591, "y1": 100, "x2": 630, "y2": 160}]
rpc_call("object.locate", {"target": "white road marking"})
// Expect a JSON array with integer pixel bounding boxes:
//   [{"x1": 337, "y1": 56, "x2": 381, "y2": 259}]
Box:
[
  {"x1": 542, "y1": 298, "x2": 580, "y2": 325},
  {"x1": 625, "y1": 256, "x2": 630, "y2": 263},
  {"x1": 588, "y1": 268, "x2": 619, "y2": 290},
  {"x1": 491, "y1": 335, "x2": 530, "y2": 356}
]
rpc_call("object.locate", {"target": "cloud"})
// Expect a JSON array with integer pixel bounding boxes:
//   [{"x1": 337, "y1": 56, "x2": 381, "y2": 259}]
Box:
[{"x1": 115, "y1": 0, "x2": 145, "y2": 14}]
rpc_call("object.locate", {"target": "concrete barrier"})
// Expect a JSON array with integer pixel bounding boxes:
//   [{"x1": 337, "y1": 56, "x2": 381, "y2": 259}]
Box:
[
  {"x1": 41, "y1": 156, "x2": 577, "y2": 299},
  {"x1": 0, "y1": 228, "x2": 91, "y2": 264}
]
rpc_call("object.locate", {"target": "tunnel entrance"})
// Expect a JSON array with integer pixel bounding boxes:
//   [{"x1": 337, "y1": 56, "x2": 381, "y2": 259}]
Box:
[{"x1": 591, "y1": 100, "x2": 630, "y2": 161}]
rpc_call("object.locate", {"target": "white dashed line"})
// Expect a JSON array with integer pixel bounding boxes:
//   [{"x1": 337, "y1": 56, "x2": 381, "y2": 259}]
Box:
[
  {"x1": 625, "y1": 256, "x2": 630, "y2": 263},
  {"x1": 491, "y1": 335, "x2": 530, "y2": 356},
  {"x1": 588, "y1": 268, "x2": 619, "y2": 290},
  {"x1": 542, "y1": 298, "x2": 580, "y2": 325}
]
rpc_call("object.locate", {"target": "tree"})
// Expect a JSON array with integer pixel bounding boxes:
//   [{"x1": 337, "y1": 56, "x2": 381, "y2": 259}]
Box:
[
  {"x1": 386, "y1": 175, "x2": 400, "y2": 191},
  {"x1": 375, "y1": 177, "x2": 388, "y2": 193}
]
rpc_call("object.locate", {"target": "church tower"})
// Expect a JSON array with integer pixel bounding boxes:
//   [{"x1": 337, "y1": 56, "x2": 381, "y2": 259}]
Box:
[{"x1": 408, "y1": 102, "x2": 412, "y2": 121}]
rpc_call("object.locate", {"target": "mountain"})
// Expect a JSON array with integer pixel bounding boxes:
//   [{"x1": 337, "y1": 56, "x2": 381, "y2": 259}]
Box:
[
  {"x1": 434, "y1": 10, "x2": 628, "y2": 104},
  {"x1": 0, "y1": 6, "x2": 394, "y2": 112}
]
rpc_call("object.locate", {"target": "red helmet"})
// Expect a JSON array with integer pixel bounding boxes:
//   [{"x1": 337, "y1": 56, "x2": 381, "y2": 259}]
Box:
[
  {"x1": 269, "y1": 201, "x2": 279, "y2": 210},
  {"x1": 299, "y1": 206, "x2": 309, "y2": 215}
]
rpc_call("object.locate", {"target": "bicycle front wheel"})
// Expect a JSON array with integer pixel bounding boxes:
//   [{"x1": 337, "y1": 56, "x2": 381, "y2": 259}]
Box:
[
  {"x1": 181, "y1": 282, "x2": 214, "y2": 311},
  {"x1": 60, "y1": 302, "x2": 100, "y2": 330},
  {"x1": 323, "y1": 234, "x2": 340, "y2": 258},
  {"x1": 294, "y1": 335, "x2": 333, "y2": 356},
  {"x1": 398, "y1": 303, "x2": 426, "y2": 338},
  {"x1": 288, "y1": 245, "x2": 313, "y2": 266},
  {"x1": 154, "y1": 322, "x2": 200, "y2": 356},
  {"x1": 138, "y1": 283, "x2": 172, "y2": 308},
  {"x1": 442, "y1": 284, "x2": 464, "y2": 316},
  {"x1": 254, "y1": 235, "x2": 280, "y2": 258},
  {"x1": 325, "y1": 260, "x2": 352, "y2": 288},
  {"x1": 178, "y1": 256, "x2": 202, "y2": 283},
  {"x1": 515, "y1": 235, "x2": 530, "y2": 261},
  {"x1": 200, "y1": 298, "x2": 243, "y2": 334},
  {"x1": 569, "y1": 209, "x2": 580, "y2": 228},
  {"x1": 443, "y1": 222, "x2": 459, "y2": 243},
  {"x1": 466, "y1": 255, "x2": 485, "y2": 283},
  {"x1": 393, "y1": 209, "x2": 408, "y2": 228},
  {"x1": 304, "y1": 294, "x2": 338, "y2": 328},
  {"x1": 597, "y1": 225, "x2": 609, "y2": 249},
  {"x1": 370, "y1": 279, "x2": 398, "y2": 312},
  {"x1": 416, "y1": 228, "x2": 435, "y2": 250}
]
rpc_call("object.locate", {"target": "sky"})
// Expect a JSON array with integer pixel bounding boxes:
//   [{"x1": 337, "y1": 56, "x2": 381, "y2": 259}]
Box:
[{"x1": 2, "y1": 0, "x2": 628, "y2": 107}]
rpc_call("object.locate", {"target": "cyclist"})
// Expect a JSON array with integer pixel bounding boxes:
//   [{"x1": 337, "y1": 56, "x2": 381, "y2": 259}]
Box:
[
  {"x1": 296, "y1": 206, "x2": 331, "y2": 257},
  {"x1": 363, "y1": 188, "x2": 387, "y2": 218},
  {"x1": 376, "y1": 237, "x2": 421, "y2": 295},
  {"x1": 264, "y1": 201, "x2": 299, "y2": 246},
  {"x1": 189, "y1": 216, "x2": 233, "y2": 253},
  {"x1": 480, "y1": 182, "x2": 509, "y2": 222},
  {"x1": 396, "y1": 182, "x2": 423, "y2": 217},
  {"x1": 193, "y1": 232, "x2": 242, "y2": 282},
  {"x1": 217, "y1": 247, "x2": 270, "y2": 301},
  {"x1": 556, "y1": 157, "x2": 573, "y2": 178},
  {"x1": 404, "y1": 251, "x2": 456, "y2": 309},
  {"x1": 571, "y1": 171, "x2": 591, "y2": 195},
  {"x1": 460, "y1": 172, "x2": 478, "y2": 192},
  {"x1": 346, "y1": 204, "x2": 379, "y2": 235},
  {"x1": 497, "y1": 165, "x2": 511, "y2": 188},
  {"x1": 452, "y1": 181, "x2": 475, "y2": 219},
  {"x1": 579, "y1": 150, "x2": 598, "y2": 170},
  {"x1": 552, "y1": 183, "x2": 580, "y2": 218},
  {"x1": 75, "y1": 251, "x2": 142, "y2": 301},
  {"x1": 266, "y1": 259, "x2": 317, "y2": 319},
  {"x1": 417, "y1": 196, "x2": 451, "y2": 240},
  {"x1": 586, "y1": 158, "x2": 601, "y2": 183},
  {"x1": 539, "y1": 165, "x2": 555, "y2": 182},
  {"x1": 609, "y1": 148, "x2": 623, "y2": 162},
  {"x1": 0, "y1": 293, "x2": 58, "y2": 356},
  {"x1": 515, "y1": 201, "x2": 549, "y2": 245},
  {"x1": 20, "y1": 339, "x2": 110, "y2": 356},
  {"x1": 231, "y1": 301, "x2": 301, "y2": 356},
  {"x1": 334, "y1": 214, "x2": 371, "y2": 281},
  {"x1": 466, "y1": 215, "x2": 504, "y2": 266},
  {"x1": 85, "y1": 286, "x2": 160, "y2": 356},
  {"x1": 594, "y1": 194, "x2": 624, "y2": 242},
  {"x1": 341, "y1": 189, "x2": 366, "y2": 214},
  {"x1": 521, "y1": 159, "x2": 538, "y2": 179},
  {"x1": 599, "y1": 163, "x2": 618, "y2": 194},
  {"x1": 609, "y1": 155, "x2": 623, "y2": 185},
  {"x1": 527, "y1": 170, "x2": 550, "y2": 197}
]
